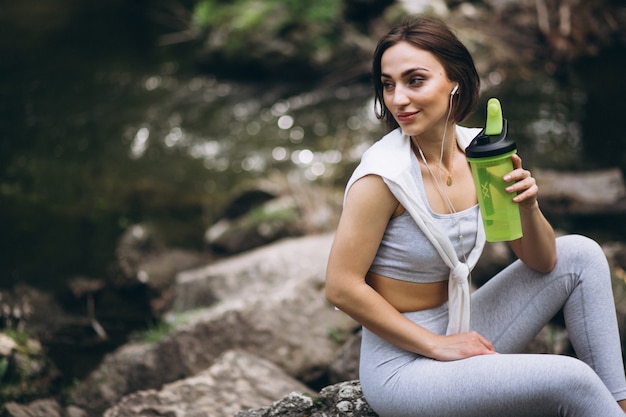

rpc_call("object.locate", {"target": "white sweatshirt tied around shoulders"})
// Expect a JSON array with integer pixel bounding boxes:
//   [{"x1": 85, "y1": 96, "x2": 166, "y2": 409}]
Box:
[{"x1": 344, "y1": 125, "x2": 486, "y2": 334}]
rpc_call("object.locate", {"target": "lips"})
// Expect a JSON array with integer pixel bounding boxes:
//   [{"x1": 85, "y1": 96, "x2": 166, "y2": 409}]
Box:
[{"x1": 396, "y1": 111, "x2": 419, "y2": 123}]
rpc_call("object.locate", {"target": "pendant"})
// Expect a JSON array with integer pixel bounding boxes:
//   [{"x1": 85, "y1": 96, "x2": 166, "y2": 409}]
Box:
[{"x1": 446, "y1": 176, "x2": 453, "y2": 186}]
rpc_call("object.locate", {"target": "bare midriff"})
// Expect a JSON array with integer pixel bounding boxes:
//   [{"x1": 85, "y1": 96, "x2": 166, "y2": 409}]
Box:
[{"x1": 366, "y1": 272, "x2": 448, "y2": 313}]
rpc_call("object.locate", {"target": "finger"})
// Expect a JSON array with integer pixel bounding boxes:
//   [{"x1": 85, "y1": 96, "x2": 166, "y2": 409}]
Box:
[
  {"x1": 511, "y1": 153, "x2": 523, "y2": 170},
  {"x1": 505, "y1": 170, "x2": 532, "y2": 192},
  {"x1": 477, "y1": 334, "x2": 496, "y2": 352},
  {"x1": 513, "y1": 185, "x2": 539, "y2": 204},
  {"x1": 469, "y1": 331, "x2": 496, "y2": 353},
  {"x1": 504, "y1": 165, "x2": 528, "y2": 183}
]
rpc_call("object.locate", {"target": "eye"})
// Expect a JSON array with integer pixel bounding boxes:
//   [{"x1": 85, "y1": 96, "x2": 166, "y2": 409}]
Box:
[
  {"x1": 382, "y1": 80, "x2": 394, "y2": 90},
  {"x1": 409, "y1": 76, "x2": 424, "y2": 86}
]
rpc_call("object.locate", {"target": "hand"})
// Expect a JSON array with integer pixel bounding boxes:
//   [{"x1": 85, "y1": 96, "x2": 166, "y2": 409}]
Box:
[
  {"x1": 503, "y1": 154, "x2": 539, "y2": 210},
  {"x1": 430, "y1": 331, "x2": 496, "y2": 361}
]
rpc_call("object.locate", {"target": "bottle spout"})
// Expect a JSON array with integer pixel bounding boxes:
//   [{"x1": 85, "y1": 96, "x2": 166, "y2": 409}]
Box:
[
  {"x1": 485, "y1": 98, "x2": 503, "y2": 136},
  {"x1": 465, "y1": 98, "x2": 514, "y2": 158}
]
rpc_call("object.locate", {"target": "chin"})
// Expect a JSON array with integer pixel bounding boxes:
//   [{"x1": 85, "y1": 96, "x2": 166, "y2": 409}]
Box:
[{"x1": 398, "y1": 125, "x2": 423, "y2": 137}]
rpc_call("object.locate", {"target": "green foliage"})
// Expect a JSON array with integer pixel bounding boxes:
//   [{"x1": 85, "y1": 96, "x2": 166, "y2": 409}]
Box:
[
  {"x1": 326, "y1": 327, "x2": 350, "y2": 344},
  {"x1": 5, "y1": 329, "x2": 31, "y2": 347},
  {"x1": 139, "y1": 319, "x2": 174, "y2": 344},
  {"x1": 246, "y1": 204, "x2": 298, "y2": 225},
  {"x1": 192, "y1": 0, "x2": 343, "y2": 62},
  {"x1": 193, "y1": 0, "x2": 340, "y2": 28},
  {"x1": 0, "y1": 358, "x2": 8, "y2": 382},
  {"x1": 137, "y1": 313, "x2": 195, "y2": 344}
]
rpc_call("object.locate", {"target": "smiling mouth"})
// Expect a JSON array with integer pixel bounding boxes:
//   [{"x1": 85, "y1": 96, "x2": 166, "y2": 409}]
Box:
[{"x1": 397, "y1": 111, "x2": 418, "y2": 121}]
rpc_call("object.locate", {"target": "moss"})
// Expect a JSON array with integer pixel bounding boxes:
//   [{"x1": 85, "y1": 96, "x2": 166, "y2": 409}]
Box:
[
  {"x1": 246, "y1": 204, "x2": 298, "y2": 225},
  {"x1": 137, "y1": 319, "x2": 174, "y2": 344},
  {"x1": 136, "y1": 312, "x2": 195, "y2": 344},
  {"x1": 326, "y1": 327, "x2": 350, "y2": 344},
  {"x1": 4, "y1": 328, "x2": 31, "y2": 348}
]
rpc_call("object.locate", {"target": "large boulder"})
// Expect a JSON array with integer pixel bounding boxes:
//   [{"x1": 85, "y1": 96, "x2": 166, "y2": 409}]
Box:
[
  {"x1": 174, "y1": 232, "x2": 337, "y2": 311},
  {"x1": 67, "y1": 233, "x2": 356, "y2": 415},
  {"x1": 103, "y1": 350, "x2": 312, "y2": 417}
]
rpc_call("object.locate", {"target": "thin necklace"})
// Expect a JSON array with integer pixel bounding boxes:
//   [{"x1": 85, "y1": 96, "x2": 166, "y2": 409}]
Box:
[
  {"x1": 413, "y1": 137, "x2": 455, "y2": 186},
  {"x1": 414, "y1": 92, "x2": 475, "y2": 309},
  {"x1": 413, "y1": 138, "x2": 457, "y2": 211},
  {"x1": 414, "y1": 136, "x2": 472, "y2": 290}
]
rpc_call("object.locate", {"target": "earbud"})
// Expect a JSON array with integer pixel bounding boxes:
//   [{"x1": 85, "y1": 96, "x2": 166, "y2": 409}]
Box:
[{"x1": 451, "y1": 84, "x2": 459, "y2": 96}]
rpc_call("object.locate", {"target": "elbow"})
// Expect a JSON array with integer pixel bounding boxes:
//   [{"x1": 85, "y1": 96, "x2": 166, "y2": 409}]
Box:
[
  {"x1": 536, "y1": 262, "x2": 556, "y2": 274},
  {"x1": 325, "y1": 281, "x2": 342, "y2": 307},
  {"x1": 325, "y1": 272, "x2": 352, "y2": 309},
  {"x1": 545, "y1": 256, "x2": 558, "y2": 273},
  {"x1": 536, "y1": 253, "x2": 558, "y2": 274}
]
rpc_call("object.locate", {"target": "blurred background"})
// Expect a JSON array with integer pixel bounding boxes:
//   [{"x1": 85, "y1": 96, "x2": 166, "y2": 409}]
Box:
[{"x1": 0, "y1": 0, "x2": 625, "y2": 398}]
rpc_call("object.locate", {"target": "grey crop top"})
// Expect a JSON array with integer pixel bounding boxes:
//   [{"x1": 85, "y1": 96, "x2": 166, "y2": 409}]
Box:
[{"x1": 369, "y1": 152, "x2": 480, "y2": 283}]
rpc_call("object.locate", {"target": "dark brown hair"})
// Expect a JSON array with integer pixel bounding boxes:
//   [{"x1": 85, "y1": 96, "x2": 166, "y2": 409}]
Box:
[{"x1": 373, "y1": 16, "x2": 480, "y2": 130}]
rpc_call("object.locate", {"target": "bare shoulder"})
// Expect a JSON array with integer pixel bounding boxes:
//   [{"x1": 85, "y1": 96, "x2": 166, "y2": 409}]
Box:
[
  {"x1": 345, "y1": 174, "x2": 398, "y2": 214},
  {"x1": 329, "y1": 174, "x2": 398, "y2": 279},
  {"x1": 337, "y1": 174, "x2": 400, "y2": 243}
]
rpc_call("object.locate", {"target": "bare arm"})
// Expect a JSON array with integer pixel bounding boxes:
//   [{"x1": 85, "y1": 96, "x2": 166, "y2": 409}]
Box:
[
  {"x1": 505, "y1": 154, "x2": 557, "y2": 272},
  {"x1": 325, "y1": 175, "x2": 495, "y2": 360}
]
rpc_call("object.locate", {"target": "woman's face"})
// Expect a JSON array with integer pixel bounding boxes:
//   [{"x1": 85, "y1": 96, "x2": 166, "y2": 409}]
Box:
[{"x1": 380, "y1": 41, "x2": 457, "y2": 138}]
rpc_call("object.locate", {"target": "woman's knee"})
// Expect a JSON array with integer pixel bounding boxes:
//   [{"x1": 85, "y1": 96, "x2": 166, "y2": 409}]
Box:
[
  {"x1": 555, "y1": 234, "x2": 608, "y2": 272},
  {"x1": 549, "y1": 356, "x2": 608, "y2": 397},
  {"x1": 556, "y1": 234, "x2": 601, "y2": 256}
]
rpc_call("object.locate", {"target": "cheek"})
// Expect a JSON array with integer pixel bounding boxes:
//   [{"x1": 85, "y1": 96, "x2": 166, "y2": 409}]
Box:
[
  {"x1": 381, "y1": 90, "x2": 396, "y2": 110},
  {"x1": 423, "y1": 88, "x2": 452, "y2": 110},
  {"x1": 382, "y1": 93, "x2": 392, "y2": 108}
]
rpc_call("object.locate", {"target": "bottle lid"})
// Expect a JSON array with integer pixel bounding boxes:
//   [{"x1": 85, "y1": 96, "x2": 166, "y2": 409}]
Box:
[
  {"x1": 465, "y1": 98, "x2": 516, "y2": 158},
  {"x1": 465, "y1": 119, "x2": 516, "y2": 157}
]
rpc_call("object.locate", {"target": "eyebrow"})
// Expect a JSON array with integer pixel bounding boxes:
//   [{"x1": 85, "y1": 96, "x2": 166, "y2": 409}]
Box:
[{"x1": 381, "y1": 67, "x2": 429, "y2": 78}]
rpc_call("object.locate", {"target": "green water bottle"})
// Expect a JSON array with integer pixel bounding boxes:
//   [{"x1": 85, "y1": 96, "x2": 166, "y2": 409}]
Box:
[{"x1": 466, "y1": 98, "x2": 522, "y2": 242}]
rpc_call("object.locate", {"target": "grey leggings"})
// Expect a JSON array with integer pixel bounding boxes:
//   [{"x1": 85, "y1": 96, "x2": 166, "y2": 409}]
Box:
[{"x1": 360, "y1": 235, "x2": 626, "y2": 416}]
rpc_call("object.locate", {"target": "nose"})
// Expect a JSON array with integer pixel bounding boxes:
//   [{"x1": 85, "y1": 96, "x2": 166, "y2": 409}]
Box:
[{"x1": 391, "y1": 85, "x2": 410, "y2": 107}]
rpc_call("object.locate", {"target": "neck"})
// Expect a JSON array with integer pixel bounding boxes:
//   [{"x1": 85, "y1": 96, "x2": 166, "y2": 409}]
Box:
[{"x1": 411, "y1": 125, "x2": 458, "y2": 168}]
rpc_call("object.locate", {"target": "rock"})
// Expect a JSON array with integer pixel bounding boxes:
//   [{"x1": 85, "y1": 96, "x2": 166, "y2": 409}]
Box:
[
  {"x1": 114, "y1": 223, "x2": 210, "y2": 286},
  {"x1": 2, "y1": 400, "x2": 88, "y2": 417},
  {"x1": 111, "y1": 223, "x2": 212, "y2": 313},
  {"x1": 67, "y1": 234, "x2": 356, "y2": 416},
  {"x1": 206, "y1": 195, "x2": 302, "y2": 254},
  {"x1": 217, "y1": 189, "x2": 277, "y2": 220},
  {"x1": 114, "y1": 224, "x2": 166, "y2": 285},
  {"x1": 235, "y1": 380, "x2": 378, "y2": 417},
  {"x1": 328, "y1": 330, "x2": 361, "y2": 384},
  {"x1": 0, "y1": 331, "x2": 61, "y2": 403},
  {"x1": 174, "y1": 233, "x2": 335, "y2": 310},
  {"x1": 205, "y1": 180, "x2": 342, "y2": 255},
  {"x1": 0, "y1": 333, "x2": 17, "y2": 356},
  {"x1": 103, "y1": 350, "x2": 313, "y2": 417},
  {"x1": 0, "y1": 285, "x2": 36, "y2": 332},
  {"x1": 133, "y1": 249, "x2": 211, "y2": 314},
  {"x1": 535, "y1": 168, "x2": 626, "y2": 215},
  {"x1": 3, "y1": 399, "x2": 64, "y2": 417},
  {"x1": 0, "y1": 292, "x2": 63, "y2": 404}
]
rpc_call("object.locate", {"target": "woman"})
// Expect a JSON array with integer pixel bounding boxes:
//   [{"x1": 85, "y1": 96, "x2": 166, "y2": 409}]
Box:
[{"x1": 325, "y1": 16, "x2": 626, "y2": 416}]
